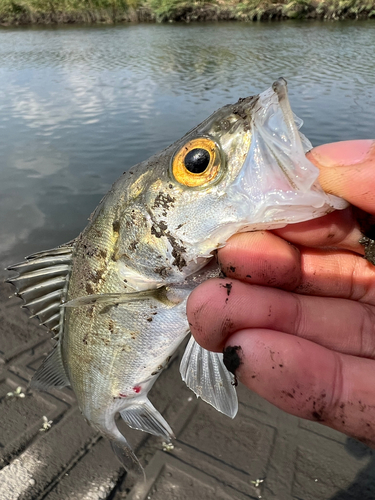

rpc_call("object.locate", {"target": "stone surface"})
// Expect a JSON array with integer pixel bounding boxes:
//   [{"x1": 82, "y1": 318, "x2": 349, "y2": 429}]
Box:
[{"x1": 1, "y1": 277, "x2": 375, "y2": 500}]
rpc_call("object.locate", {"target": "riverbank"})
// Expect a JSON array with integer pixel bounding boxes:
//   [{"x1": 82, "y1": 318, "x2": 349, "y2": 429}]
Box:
[{"x1": 1, "y1": 0, "x2": 375, "y2": 25}]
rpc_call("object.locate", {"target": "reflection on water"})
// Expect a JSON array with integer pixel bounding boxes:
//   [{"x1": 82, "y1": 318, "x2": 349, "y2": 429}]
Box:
[{"x1": 0, "y1": 21, "x2": 374, "y2": 266}]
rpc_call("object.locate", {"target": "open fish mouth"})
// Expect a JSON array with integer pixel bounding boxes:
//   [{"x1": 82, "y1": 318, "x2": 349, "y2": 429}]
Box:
[
  {"x1": 201, "y1": 78, "x2": 347, "y2": 250},
  {"x1": 230, "y1": 78, "x2": 348, "y2": 224}
]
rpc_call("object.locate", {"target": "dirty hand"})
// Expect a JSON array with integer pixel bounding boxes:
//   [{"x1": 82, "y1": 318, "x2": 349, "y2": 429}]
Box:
[{"x1": 187, "y1": 140, "x2": 375, "y2": 446}]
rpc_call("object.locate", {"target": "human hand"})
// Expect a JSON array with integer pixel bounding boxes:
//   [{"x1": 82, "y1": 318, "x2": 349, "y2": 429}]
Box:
[{"x1": 187, "y1": 140, "x2": 375, "y2": 446}]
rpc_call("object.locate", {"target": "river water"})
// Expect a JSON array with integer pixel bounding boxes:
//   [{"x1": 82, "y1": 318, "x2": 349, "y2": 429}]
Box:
[{"x1": 0, "y1": 21, "x2": 374, "y2": 267}]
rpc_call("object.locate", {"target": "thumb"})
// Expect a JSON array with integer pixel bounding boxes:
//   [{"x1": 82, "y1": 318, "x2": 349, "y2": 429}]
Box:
[{"x1": 308, "y1": 140, "x2": 375, "y2": 214}]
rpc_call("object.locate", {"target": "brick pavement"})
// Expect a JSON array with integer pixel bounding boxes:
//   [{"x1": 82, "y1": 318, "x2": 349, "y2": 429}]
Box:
[{"x1": 1, "y1": 277, "x2": 375, "y2": 500}]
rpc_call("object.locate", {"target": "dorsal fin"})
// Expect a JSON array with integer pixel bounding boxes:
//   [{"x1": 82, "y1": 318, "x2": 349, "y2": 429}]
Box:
[{"x1": 7, "y1": 241, "x2": 74, "y2": 338}]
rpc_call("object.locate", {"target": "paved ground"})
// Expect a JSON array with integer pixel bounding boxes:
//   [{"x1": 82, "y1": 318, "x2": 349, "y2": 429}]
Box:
[{"x1": 1, "y1": 277, "x2": 375, "y2": 500}]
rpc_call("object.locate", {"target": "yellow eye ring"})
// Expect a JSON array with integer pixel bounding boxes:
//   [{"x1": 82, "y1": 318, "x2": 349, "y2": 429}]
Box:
[{"x1": 172, "y1": 137, "x2": 222, "y2": 188}]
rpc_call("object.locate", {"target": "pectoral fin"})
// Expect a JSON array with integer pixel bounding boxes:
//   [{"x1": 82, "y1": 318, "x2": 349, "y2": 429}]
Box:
[
  {"x1": 180, "y1": 336, "x2": 238, "y2": 418},
  {"x1": 120, "y1": 399, "x2": 175, "y2": 439},
  {"x1": 62, "y1": 290, "x2": 157, "y2": 308},
  {"x1": 62, "y1": 287, "x2": 175, "y2": 308}
]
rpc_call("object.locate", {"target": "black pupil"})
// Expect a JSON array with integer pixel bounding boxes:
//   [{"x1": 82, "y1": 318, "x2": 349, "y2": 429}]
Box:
[{"x1": 184, "y1": 148, "x2": 210, "y2": 174}]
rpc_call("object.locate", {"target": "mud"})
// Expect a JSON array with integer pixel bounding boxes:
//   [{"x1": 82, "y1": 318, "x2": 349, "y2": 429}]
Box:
[
  {"x1": 220, "y1": 282, "x2": 233, "y2": 297},
  {"x1": 112, "y1": 220, "x2": 121, "y2": 233},
  {"x1": 232, "y1": 96, "x2": 258, "y2": 123},
  {"x1": 223, "y1": 345, "x2": 243, "y2": 375},
  {"x1": 359, "y1": 236, "x2": 375, "y2": 265},
  {"x1": 150, "y1": 218, "x2": 187, "y2": 270},
  {"x1": 152, "y1": 192, "x2": 175, "y2": 211}
]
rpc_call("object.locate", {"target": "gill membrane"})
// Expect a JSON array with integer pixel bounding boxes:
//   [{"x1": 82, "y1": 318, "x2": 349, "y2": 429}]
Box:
[{"x1": 227, "y1": 78, "x2": 348, "y2": 231}]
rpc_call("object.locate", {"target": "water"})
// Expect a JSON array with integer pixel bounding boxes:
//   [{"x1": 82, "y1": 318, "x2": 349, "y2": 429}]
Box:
[{"x1": 0, "y1": 21, "x2": 374, "y2": 267}]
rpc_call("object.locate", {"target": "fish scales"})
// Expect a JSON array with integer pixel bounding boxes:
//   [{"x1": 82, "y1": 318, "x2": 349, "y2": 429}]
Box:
[{"x1": 7, "y1": 78, "x2": 348, "y2": 476}]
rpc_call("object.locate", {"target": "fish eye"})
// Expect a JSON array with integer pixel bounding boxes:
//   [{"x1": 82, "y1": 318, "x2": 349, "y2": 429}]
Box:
[
  {"x1": 172, "y1": 137, "x2": 222, "y2": 187},
  {"x1": 184, "y1": 148, "x2": 210, "y2": 174}
]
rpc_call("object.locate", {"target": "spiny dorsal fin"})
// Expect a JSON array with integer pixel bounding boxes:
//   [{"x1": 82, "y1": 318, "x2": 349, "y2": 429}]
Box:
[{"x1": 7, "y1": 241, "x2": 74, "y2": 337}]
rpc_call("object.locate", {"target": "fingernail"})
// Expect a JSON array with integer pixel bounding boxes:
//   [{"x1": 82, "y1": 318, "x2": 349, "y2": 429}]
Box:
[{"x1": 309, "y1": 140, "x2": 375, "y2": 167}]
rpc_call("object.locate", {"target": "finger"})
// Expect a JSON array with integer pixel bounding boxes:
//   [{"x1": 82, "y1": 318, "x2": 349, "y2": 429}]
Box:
[
  {"x1": 307, "y1": 140, "x2": 375, "y2": 213},
  {"x1": 219, "y1": 231, "x2": 302, "y2": 291},
  {"x1": 186, "y1": 278, "x2": 375, "y2": 357},
  {"x1": 272, "y1": 206, "x2": 364, "y2": 254},
  {"x1": 224, "y1": 329, "x2": 375, "y2": 448},
  {"x1": 218, "y1": 231, "x2": 375, "y2": 302},
  {"x1": 294, "y1": 248, "x2": 375, "y2": 302}
]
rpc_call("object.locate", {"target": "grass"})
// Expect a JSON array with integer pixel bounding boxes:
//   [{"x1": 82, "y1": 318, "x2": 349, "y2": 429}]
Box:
[
  {"x1": 0, "y1": 0, "x2": 374, "y2": 24},
  {"x1": 0, "y1": 0, "x2": 152, "y2": 23}
]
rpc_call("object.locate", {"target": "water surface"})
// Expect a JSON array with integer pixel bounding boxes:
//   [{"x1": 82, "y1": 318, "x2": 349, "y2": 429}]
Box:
[{"x1": 0, "y1": 21, "x2": 374, "y2": 267}]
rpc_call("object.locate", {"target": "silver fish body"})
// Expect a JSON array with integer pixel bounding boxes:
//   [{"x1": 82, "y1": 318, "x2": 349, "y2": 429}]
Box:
[{"x1": 8, "y1": 79, "x2": 347, "y2": 475}]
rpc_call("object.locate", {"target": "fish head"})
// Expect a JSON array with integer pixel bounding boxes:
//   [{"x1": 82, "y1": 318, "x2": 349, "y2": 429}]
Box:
[
  {"x1": 94, "y1": 79, "x2": 346, "y2": 285},
  {"x1": 136, "y1": 78, "x2": 345, "y2": 275}
]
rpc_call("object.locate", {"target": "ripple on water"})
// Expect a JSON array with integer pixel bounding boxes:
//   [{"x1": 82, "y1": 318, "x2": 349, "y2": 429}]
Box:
[{"x1": 0, "y1": 21, "x2": 374, "y2": 263}]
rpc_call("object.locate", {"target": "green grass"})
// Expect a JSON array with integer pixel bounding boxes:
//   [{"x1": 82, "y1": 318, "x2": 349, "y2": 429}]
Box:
[
  {"x1": 0, "y1": 0, "x2": 374, "y2": 24},
  {"x1": 316, "y1": 0, "x2": 375, "y2": 19},
  {"x1": 0, "y1": 0, "x2": 149, "y2": 23}
]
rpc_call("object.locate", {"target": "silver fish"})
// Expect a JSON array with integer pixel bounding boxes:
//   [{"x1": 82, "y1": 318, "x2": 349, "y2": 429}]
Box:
[{"x1": 7, "y1": 79, "x2": 346, "y2": 476}]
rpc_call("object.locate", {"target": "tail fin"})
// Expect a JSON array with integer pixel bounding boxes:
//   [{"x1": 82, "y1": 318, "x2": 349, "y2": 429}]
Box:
[
  {"x1": 110, "y1": 438, "x2": 145, "y2": 480},
  {"x1": 104, "y1": 420, "x2": 145, "y2": 479}
]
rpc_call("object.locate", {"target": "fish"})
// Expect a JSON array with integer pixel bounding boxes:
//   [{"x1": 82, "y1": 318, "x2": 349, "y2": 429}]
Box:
[{"x1": 7, "y1": 78, "x2": 347, "y2": 476}]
